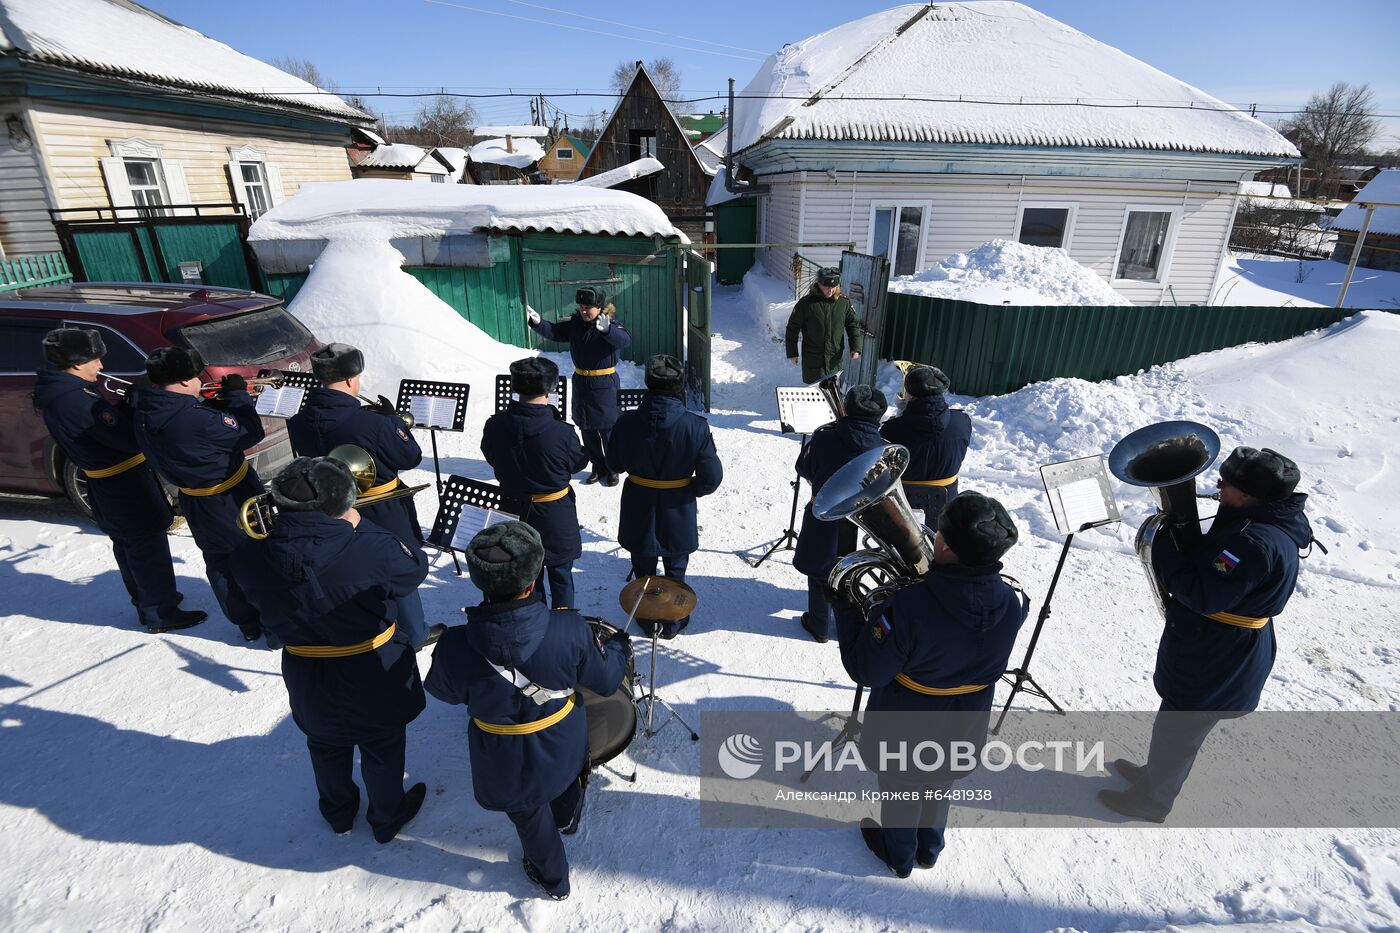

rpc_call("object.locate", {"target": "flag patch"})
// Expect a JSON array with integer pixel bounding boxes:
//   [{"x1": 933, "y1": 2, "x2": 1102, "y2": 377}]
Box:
[
  {"x1": 871, "y1": 618, "x2": 891, "y2": 643},
  {"x1": 1213, "y1": 549, "x2": 1240, "y2": 575}
]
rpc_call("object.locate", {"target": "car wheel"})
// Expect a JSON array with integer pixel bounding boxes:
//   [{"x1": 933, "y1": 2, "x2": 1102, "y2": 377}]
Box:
[{"x1": 60, "y1": 458, "x2": 95, "y2": 519}]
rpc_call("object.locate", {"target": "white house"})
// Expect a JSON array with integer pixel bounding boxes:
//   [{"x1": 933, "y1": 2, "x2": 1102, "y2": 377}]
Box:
[{"x1": 729, "y1": 1, "x2": 1299, "y2": 305}]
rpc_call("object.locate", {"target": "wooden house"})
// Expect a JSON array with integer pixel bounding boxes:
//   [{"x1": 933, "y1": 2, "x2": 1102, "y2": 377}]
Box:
[
  {"x1": 538, "y1": 133, "x2": 591, "y2": 183},
  {"x1": 1330, "y1": 169, "x2": 1400, "y2": 273}
]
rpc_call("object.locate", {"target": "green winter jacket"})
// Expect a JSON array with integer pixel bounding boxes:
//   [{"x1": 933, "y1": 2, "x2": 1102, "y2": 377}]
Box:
[{"x1": 785, "y1": 285, "x2": 863, "y2": 384}]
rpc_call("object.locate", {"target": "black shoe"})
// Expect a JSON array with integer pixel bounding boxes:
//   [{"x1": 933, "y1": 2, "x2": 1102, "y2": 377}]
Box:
[
  {"x1": 373, "y1": 782, "x2": 427, "y2": 843},
  {"x1": 800, "y1": 613, "x2": 829, "y2": 644},
  {"x1": 915, "y1": 854, "x2": 939, "y2": 870},
  {"x1": 1113, "y1": 757, "x2": 1146, "y2": 784},
  {"x1": 601, "y1": 473, "x2": 620, "y2": 487},
  {"x1": 418, "y1": 623, "x2": 446, "y2": 649},
  {"x1": 859, "y1": 818, "x2": 911, "y2": 879},
  {"x1": 146, "y1": 609, "x2": 207, "y2": 634},
  {"x1": 1097, "y1": 788, "x2": 1167, "y2": 824},
  {"x1": 239, "y1": 625, "x2": 264, "y2": 642},
  {"x1": 522, "y1": 857, "x2": 570, "y2": 900},
  {"x1": 557, "y1": 781, "x2": 586, "y2": 836},
  {"x1": 582, "y1": 472, "x2": 601, "y2": 485}
]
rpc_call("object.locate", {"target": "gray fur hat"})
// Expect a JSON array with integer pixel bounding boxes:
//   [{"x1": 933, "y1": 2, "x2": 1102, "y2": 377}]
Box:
[
  {"x1": 510, "y1": 356, "x2": 559, "y2": 398},
  {"x1": 1220, "y1": 446, "x2": 1299, "y2": 502},
  {"x1": 905, "y1": 365, "x2": 951, "y2": 397},
  {"x1": 466, "y1": 520, "x2": 545, "y2": 598},
  {"x1": 843, "y1": 384, "x2": 887, "y2": 421},
  {"x1": 270, "y1": 457, "x2": 359, "y2": 517},
  {"x1": 938, "y1": 491, "x2": 1018, "y2": 566},
  {"x1": 644, "y1": 353, "x2": 685, "y2": 395},
  {"x1": 311, "y1": 343, "x2": 364, "y2": 385},
  {"x1": 43, "y1": 327, "x2": 105, "y2": 369},
  {"x1": 575, "y1": 286, "x2": 608, "y2": 308}
]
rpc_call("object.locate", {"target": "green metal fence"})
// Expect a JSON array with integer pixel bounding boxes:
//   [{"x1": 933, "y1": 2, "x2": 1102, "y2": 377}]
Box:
[
  {"x1": 879, "y1": 293, "x2": 1368, "y2": 397},
  {"x1": 0, "y1": 251, "x2": 73, "y2": 291}
]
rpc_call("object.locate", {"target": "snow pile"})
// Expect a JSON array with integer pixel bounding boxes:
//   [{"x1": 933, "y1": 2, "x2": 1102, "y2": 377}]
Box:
[
  {"x1": 467, "y1": 137, "x2": 546, "y2": 169},
  {"x1": 572, "y1": 157, "x2": 664, "y2": 189},
  {"x1": 889, "y1": 239, "x2": 1129, "y2": 306},
  {"x1": 1332, "y1": 169, "x2": 1400, "y2": 236},
  {"x1": 248, "y1": 179, "x2": 684, "y2": 242},
  {"x1": 738, "y1": 266, "x2": 800, "y2": 344}
]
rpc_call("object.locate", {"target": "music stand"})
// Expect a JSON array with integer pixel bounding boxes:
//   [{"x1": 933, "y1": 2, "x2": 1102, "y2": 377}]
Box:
[
  {"x1": 992, "y1": 455, "x2": 1120, "y2": 734},
  {"x1": 397, "y1": 379, "x2": 471, "y2": 574},
  {"x1": 255, "y1": 369, "x2": 318, "y2": 418},
  {"x1": 494, "y1": 373, "x2": 569, "y2": 421},
  {"x1": 743, "y1": 386, "x2": 834, "y2": 568},
  {"x1": 425, "y1": 475, "x2": 529, "y2": 555},
  {"x1": 617, "y1": 388, "x2": 647, "y2": 412}
]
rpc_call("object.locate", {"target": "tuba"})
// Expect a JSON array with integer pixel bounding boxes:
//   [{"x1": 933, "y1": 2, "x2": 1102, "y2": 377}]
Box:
[
  {"x1": 812, "y1": 372, "x2": 845, "y2": 421},
  {"x1": 813, "y1": 444, "x2": 934, "y2": 618},
  {"x1": 1108, "y1": 421, "x2": 1221, "y2": 617}
]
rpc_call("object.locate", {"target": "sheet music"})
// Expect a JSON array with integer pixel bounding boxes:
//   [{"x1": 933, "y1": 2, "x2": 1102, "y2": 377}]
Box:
[
  {"x1": 780, "y1": 399, "x2": 836, "y2": 434},
  {"x1": 449, "y1": 505, "x2": 518, "y2": 552},
  {"x1": 409, "y1": 394, "x2": 457, "y2": 429},
  {"x1": 254, "y1": 385, "x2": 304, "y2": 418},
  {"x1": 1057, "y1": 478, "x2": 1111, "y2": 531}
]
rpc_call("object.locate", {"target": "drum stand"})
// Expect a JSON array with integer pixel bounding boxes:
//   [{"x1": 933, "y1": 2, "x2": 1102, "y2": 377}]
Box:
[{"x1": 637, "y1": 628, "x2": 699, "y2": 741}]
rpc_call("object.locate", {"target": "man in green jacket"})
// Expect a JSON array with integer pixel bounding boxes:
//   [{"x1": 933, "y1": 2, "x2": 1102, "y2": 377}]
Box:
[{"x1": 786, "y1": 267, "x2": 863, "y2": 384}]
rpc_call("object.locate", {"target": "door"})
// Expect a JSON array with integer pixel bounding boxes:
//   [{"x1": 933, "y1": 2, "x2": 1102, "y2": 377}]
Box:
[
  {"x1": 870, "y1": 205, "x2": 926, "y2": 278},
  {"x1": 683, "y1": 249, "x2": 712, "y2": 411},
  {"x1": 838, "y1": 250, "x2": 889, "y2": 389}
]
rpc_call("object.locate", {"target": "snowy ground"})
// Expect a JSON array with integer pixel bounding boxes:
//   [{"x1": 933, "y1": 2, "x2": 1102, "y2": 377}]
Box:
[
  {"x1": 1210, "y1": 254, "x2": 1400, "y2": 310},
  {"x1": 2, "y1": 270, "x2": 1398, "y2": 932}
]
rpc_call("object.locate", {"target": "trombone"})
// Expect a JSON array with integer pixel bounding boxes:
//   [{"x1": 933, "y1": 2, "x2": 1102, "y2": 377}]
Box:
[
  {"x1": 358, "y1": 393, "x2": 416, "y2": 429},
  {"x1": 200, "y1": 376, "x2": 285, "y2": 399},
  {"x1": 98, "y1": 373, "x2": 135, "y2": 397}
]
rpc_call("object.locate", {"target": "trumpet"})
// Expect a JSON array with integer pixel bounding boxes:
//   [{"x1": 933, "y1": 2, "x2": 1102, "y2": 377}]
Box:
[
  {"x1": 98, "y1": 373, "x2": 135, "y2": 397},
  {"x1": 358, "y1": 394, "x2": 416, "y2": 430},
  {"x1": 199, "y1": 376, "x2": 285, "y2": 399}
]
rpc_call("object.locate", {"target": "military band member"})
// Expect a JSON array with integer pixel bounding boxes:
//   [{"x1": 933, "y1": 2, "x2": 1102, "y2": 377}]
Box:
[
  {"x1": 33, "y1": 328, "x2": 205, "y2": 633},
  {"x1": 1101, "y1": 447, "x2": 1313, "y2": 822},
  {"x1": 287, "y1": 343, "x2": 431, "y2": 646},
  {"x1": 793, "y1": 385, "x2": 887, "y2": 643},
  {"x1": 879, "y1": 365, "x2": 971, "y2": 531},
  {"x1": 131, "y1": 347, "x2": 265, "y2": 643},
  {"x1": 231, "y1": 457, "x2": 428, "y2": 842},
  {"x1": 527, "y1": 286, "x2": 631, "y2": 486},
  {"x1": 835, "y1": 492, "x2": 1027, "y2": 877},
  {"x1": 426, "y1": 521, "x2": 631, "y2": 901},
  {"x1": 606, "y1": 354, "x2": 723, "y2": 637}
]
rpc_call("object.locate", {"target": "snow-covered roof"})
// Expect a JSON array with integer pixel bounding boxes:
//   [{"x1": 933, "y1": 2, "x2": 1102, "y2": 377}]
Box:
[
  {"x1": 434, "y1": 147, "x2": 469, "y2": 178},
  {"x1": 731, "y1": 2, "x2": 1298, "y2": 159},
  {"x1": 693, "y1": 128, "x2": 728, "y2": 176},
  {"x1": 358, "y1": 144, "x2": 429, "y2": 170},
  {"x1": 573, "y1": 157, "x2": 664, "y2": 189},
  {"x1": 354, "y1": 127, "x2": 387, "y2": 146},
  {"x1": 1331, "y1": 170, "x2": 1400, "y2": 237},
  {"x1": 468, "y1": 137, "x2": 546, "y2": 169},
  {"x1": 706, "y1": 168, "x2": 741, "y2": 206},
  {"x1": 1240, "y1": 181, "x2": 1321, "y2": 213},
  {"x1": 0, "y1": 0, "x2": 369, "y2": 121},
  {"x1": 475, "y1": 125, "x2": 549, "y2": 138},
  {"x1": 248, "y1": 179, "x2": 685, "y2": 242}
]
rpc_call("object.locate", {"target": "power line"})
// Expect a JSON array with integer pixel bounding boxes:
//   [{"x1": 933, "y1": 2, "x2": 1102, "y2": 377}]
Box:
[{"x1": 495, "y1": 0, "x2": 769, "y2": 55}]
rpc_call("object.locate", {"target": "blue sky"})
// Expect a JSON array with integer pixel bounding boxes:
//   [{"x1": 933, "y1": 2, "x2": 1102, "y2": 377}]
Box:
[{"x1": 145, "y1": 0, "x2": 1400, "y2": 147}]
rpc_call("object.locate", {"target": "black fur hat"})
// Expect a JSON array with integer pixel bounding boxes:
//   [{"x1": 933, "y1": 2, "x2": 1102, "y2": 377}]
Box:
[
  {"x1": 938, "y1": 491, "x2": 1018, "y2": 566},
  {"x1": 576, "y1": 286, "x2": 608, "y2": 308},
  {"x1": 843, "y1": 384, "x2": 887, "y2": 421},
  {"x1": 1220, "y1": 446, "x2": 1299, "y2": 502},
  {"x1": 269, "y1": 457, "x2": 359, "y2": 517},
  {"x1": 510, "y1": 356, "x2": 559, "y2": 398},
  {"x1": 43, "y1": 327, "x2": 105, "y2": 369},
  {"x1": 144, "y1": 346, "x2": 205, "y2": 386},
  {"x1": 905, "y1": 365, "x2": 950, "y2": 398},
  {"x1": 817, "y1": 267, "x2": 840, "y2": 286},
  {"x1": 466, "y1": 520, "x2": 545, "y2": 598},
  {"x1": 311, "y1": 343, "x2": 364, "y2": 385},
  {"x1": 645, "y1": 354, "x2": 685, "y2": 395}
]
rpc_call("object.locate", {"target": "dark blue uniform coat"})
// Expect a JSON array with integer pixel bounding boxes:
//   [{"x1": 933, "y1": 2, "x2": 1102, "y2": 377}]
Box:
[
  {"x1": 793, "y1": 417, "x2": 885, "y2": 577},
  {"x1": 528, "y1": 312, "x2": 632, "y2": 430},
  {"x1": 606, "y1": 393, "x2": 723, "y2": 557},
  {"x1": 480, "y1": 401, "x2": 590, "y2": 565},
  {"x1": 288, "y1": 388, "x2": 425, "y2": 548},
  {"x1": 425, "y1": 597, "x2": 628, "y2": 813},
  {"x1": 879, "y1": 396, "x2": 972, "y2": 527},
  {"x1": 1152, "y1": 493, "x2": 1311, "y2": 712},
  {"x1": 231, "y1": 511, "x2": 429, "y2": 744},
  {"x1": 131, "y1": 385, "x2": 264, "y2": 557}
]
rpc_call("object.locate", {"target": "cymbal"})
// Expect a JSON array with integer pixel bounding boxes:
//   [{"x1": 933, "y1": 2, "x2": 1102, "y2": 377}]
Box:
[{"x1": 619, "y1": 576, "x2": 697, "y2": 623}]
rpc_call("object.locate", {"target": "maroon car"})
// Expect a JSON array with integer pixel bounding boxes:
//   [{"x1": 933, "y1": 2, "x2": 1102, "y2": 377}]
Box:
[{"x1": 0, "y1": 283, "x2": 320, "y2": 516}]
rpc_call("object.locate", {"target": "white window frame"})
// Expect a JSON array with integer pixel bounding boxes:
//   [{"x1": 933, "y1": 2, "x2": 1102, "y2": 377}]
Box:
[
  {"x1": 227, "y1": 145, "x2": 284, "y2": 219},
  {"x1": 1110, "y1": 204, "x2": 1184, "y2": 286},
  {"x1": 866, "y1": 201, "x2": 932, "y2": 277},
  {"x1": 556, "y1": 147, "x2": 574, "y2": 160},
  {"x1": 1014, "y1": 201, "x2": 1079, "y2": 251},
  {"x1": 102, "y1": 137, "x2": 179, "y2": 218}
]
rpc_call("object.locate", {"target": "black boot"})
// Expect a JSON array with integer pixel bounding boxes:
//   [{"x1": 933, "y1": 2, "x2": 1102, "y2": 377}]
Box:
[
  {"x1": 800, "y1": 613, "x2": 829, "y2": 644},
  {"x1": 859, "y1": 818, "x2": 911, "y2": 878},
  {"x1": 1112, "y1": 757, "x2": 1146, "y2": 784},
  {"x1": 522, "y1": 857, "x2": 570, "y2": 900},
  {"x1": 373, "y1": 782, "x2": 427, "y2": 843},
  {"x1": 601, "y1": 473, "x2": 620, "y2": 487},
  {"x1": 1097, "y1": 788, "x2": 1167, "y2": 823},
  {"x1": 146, "y1": 608, "x2": 207, "y2": 633},
  {"x1": 582, "y1": 471, "x2": 601, "y2": 485}
]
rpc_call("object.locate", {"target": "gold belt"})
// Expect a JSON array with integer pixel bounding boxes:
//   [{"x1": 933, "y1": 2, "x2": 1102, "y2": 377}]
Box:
[
  {"x1": 179, "y1": 459, "x2": 249, "y2": 497},
  {"x1": 574, "y1": 367, "x2": 616, "y2": 376},
  {"x1": 532, "y1": 487, "x2": 569, "y2": 503},
  {"x1": 364, "y1": 476, "x2": 400, "y2": 497},
  {"x1": 285, "y1": 623, "x2": 397, "y2": 658},
  {"x1": 894, "y1": 673, "x2": 988, "y2": 696},
  {"x1": 904, "y1": 474, "x2": 958, "y2": 487},
  {"x1": 627, "y1": 475, "x2": 692, "y2": 489},
  {"x1": 1206, "y1": 610, "x2": 1270, "y2": 629},
  {"x1": 84, "y1": 452, "x2": 146, "y2": 479},
  {"x1": 474, "y1": 693, "x2": 576, "y2": 735}
]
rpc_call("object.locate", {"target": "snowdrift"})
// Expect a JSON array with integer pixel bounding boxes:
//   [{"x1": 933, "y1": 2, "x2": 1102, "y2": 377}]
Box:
[{"x1": 889, "y1": 239, "x2": 1129, "y2": 306}]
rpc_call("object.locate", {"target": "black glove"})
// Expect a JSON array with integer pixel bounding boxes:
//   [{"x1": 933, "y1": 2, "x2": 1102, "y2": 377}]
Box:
[
  {"x1": 372, "y1": 394, "x2": 397, "y2": 418},
  {"x1": 219, "y1": 373, "x2": 248, "y2": 393}
]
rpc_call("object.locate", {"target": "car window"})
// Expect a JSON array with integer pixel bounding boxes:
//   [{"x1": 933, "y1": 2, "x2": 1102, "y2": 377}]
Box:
[
  {"x1": 175, "y1": 305, "x2": 313, "y2": 367},
  {"x1": 0, "y1": 320, "x2": 55, "y2": 373},
  {"x1": 66, "y1": 322, "x2": 147, "y2": 374}
]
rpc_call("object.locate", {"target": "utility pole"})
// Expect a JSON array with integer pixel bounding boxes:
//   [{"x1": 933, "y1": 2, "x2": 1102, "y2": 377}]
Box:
[{"x1": 1335, "y1": 205, "x2": 1374, "y2": 308}]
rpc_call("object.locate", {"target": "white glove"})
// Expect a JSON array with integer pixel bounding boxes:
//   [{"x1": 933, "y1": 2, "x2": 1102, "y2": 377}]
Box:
[
  {"x1": 526, "y1": 306, "x2": 541, "y2": 326},
  {"x1": 595, "y1": 314, "x2": 610, "y2": 333}
]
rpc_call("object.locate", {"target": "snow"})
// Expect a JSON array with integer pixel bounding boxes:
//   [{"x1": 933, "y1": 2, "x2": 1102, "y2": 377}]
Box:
[
  {"x1": 474, "y1": 125, "x2": 550, "y2": 138},
  {"x1": 1240, "y1": 181, "x2": 1322, "y2": 214},
  {"x1": 433, "y1": 147, "x2": 469, "y2": 180},
  {"x1": 356, "y1": 143, "x2": 429, "y2": 169},
  {"x1": 731, "y1": 2, "x2": 1296, "y2": 159},
  {"x1": 0, "y1": 0, "x2": 366, "y2": 119},
  {"x1": 693, "y1": 130, "x2": 728, "y2": 177},
  {"x1": 1331, "y1": 169, "x2": 1400, "y2": 237},
  {"x1": 468, "y1": 137, "x2": 546, "y2": 169},
  {"x1": 247, "y1": 179, "x2": 685, "y2": 242},
  {"x1": 3, "y1": 261, "x2": 1400, "y2": 929},
  {"x1": 1211, "y1": 253, "x2": 1400, "y2": 309},
  {"x1": 889, "y1": 239, "x2": 1131, "y2": 306},
  {"x1": 571, "y1": 157, "x2": 664, "y2": 189},
  {"x1": 706, "y1": 168, "x2": 742, "y2": 206}
]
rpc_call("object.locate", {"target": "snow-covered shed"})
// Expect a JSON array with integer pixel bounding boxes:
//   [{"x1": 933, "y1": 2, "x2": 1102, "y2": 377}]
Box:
[
  {"x1": 350, "y1": 144, "x2": 460, "y2": 183},
  {"x1": 1329, "y1": 170, "x2": 1400, "y2": 273},
  {"x1": 729, "y1": 1, "x2": 1299, "y2": 305}
]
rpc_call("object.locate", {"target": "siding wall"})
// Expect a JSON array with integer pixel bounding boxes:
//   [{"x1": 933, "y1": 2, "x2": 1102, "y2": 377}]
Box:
[
  {"x1": 758, "y1": 176, "x2": 802, "y2": 282},
  {"x1": 0, "y1": 100, "x2": 60, "y2": 255},
  {"x1": 763, "y1": 171, "x2": 1238, "y2": 305}
]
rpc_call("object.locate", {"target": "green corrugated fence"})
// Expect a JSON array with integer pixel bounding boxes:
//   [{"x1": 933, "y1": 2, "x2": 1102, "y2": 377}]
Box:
[
  {"x1": 879, "y1": 293, "x2": 1369, "y2": 397},
  {"x1": 0, "y1": 251, "x2": 73, "y2": 291}
]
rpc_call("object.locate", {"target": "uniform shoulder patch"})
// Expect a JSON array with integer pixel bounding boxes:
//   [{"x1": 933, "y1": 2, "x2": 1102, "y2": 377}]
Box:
[
  {"x1": 1213, "y1": 548, "x2": 1241, "y2": 575},
  {"x1": 100, "y1": 410, "x2": 116, "y2": 426},
  {"x1": 397, "y1": 426, "x2": 410, "y2": 441},
  {"x1": 398, "y1": 540, "x2": 412, "y2": 558},
  {"x1": 870, "y1": 617, "x2": 892, "y2": 643},
  {"x1": 221, "y1": 414, "x2": 238, "y2": 429}
]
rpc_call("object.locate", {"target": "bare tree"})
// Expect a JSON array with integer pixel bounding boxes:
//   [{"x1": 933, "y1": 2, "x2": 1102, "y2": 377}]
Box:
[
  {"x1": 388, "y1": 96, "x2": 479, "y2": 149},
  {"x1": 269, "y1": 56, "x2": 334, "y2": 91},
  {"x1": 1283, "y1": 82, "x2": 1380, "y2": 199},
  {"x1": 611, "y1": 57, "x2": 683, "y2": 111}
]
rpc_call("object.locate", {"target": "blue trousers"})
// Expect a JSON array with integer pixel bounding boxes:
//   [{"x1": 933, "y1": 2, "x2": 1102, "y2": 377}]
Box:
[
  {"x1": 111, "y1": 532, "x2": 180, "y2": 628},
  {"x1": 506, "y1": 777, "x2": 583, "y2": 895},
  {"x1": 1136, "y1": 704, "x2": 1220, "y2": 817},
  {"x1": 631, "y1": 554, "x2": 689, "y2": 637},
  {"x1": 880, "y1": 788, "x2": 952, "y2": 874},
  {"x1": 306, "y1": 729, "x2": 407, "y2": 835},
  {"x1": 581, "y1": 427, "x2": 612, "y2": 478},
  {"x1": 204, "y1": 550, "x2": 261, "y2": 638},
  {"x1": 806, "y1": 575, "x2": 835, "y2": 640},
  {"x1": 395, "y1": 591, "x2": 429, "y2": 647},
  {"x1": 536, "y1": 562, "x2": 575, "y2": 609}
]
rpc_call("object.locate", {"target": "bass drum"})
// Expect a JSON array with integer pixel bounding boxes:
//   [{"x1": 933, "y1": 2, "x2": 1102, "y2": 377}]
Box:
[{"x1": 580, "y1": 618, "x2": 637, "y2": 767}]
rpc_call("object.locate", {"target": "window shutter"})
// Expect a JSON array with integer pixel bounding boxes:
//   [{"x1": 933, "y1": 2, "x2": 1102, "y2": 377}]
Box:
[
  {"x1": 163, "y1": 160, "x2": 194, "y2": 215},
  {"x1": 264, "y1": 163, "x2": 286, "y2": 206},
  {"x1": 226, "y1": 160, "x2": 251, "y2": 213},
  {"x1": 99, "y1": 157, "x2": 135, "y2": 212}
]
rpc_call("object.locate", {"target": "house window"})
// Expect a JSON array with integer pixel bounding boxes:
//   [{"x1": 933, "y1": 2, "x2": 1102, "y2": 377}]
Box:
[
  {"x1": 431, "y1": 174, "x2": 446, "y2": 183},
  {"x1": 239, "y1": 162, "x2": 271, "y2": 219},
  {"x1": 1017, "y1": 204, "x2": 1076, "y2": 249},
  {"x1": 871, "y1": 205, "x2": 926, "y2": 277},
  {"x1": 124, "y1": 159, "x2": 169, "y2": 217},
  {"x1": 556, "y1": 148, "x2": 574, "y2": 160},
  {"x1": 630, "y1": 130, "x2": 657, "y2": 159},
  {"x1": 1114, "y1": 207, "x2": 1180, "y2": 282}
]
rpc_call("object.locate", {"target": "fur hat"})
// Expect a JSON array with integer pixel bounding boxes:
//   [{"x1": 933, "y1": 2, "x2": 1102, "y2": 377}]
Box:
[
  {"x1": 816, "y1": 267, "x2": 841, "y2": 286},
  {"x1": 311, "y1": 343, "x2": 364, "y2": 385},
  {"x1": 510, "y1": 356, "x2": 559, "y2": 398},
  {"x1": 269, "y1": 457, "x2": 358, "y2": 517},
  {"x1": 938, "y1": 491, "x2": 1018, "y2": 566},
  {"x1": 644, "y1": 354, "x2": 685, "y2": 395},
  {"x1": 843, "y1": 384, "x2": 887, "y2": 421},
  {"x1": 1220, "y1": 446, "x2": 1299, "y2": 502},
  {"x1": 576, "y1": 286, "x2": 608, "y2": 308},
  {"x1": 43, "y1": 327, "x2": 105, "y2": 369},
  {"x1": 144, "y1": 346, "x2": 205, "y2": 386},
  {"x1": 905, "y1": 365, "x2": 950, "y2": 398},
  {"x1": 466, "y1": 520, "x2": 545, "y2": 598}
]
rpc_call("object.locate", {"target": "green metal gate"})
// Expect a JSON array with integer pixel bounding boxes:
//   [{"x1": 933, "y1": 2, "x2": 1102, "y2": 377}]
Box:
[{"x1": 684, "y1": 249, "x2": 712, "y2": 410}]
